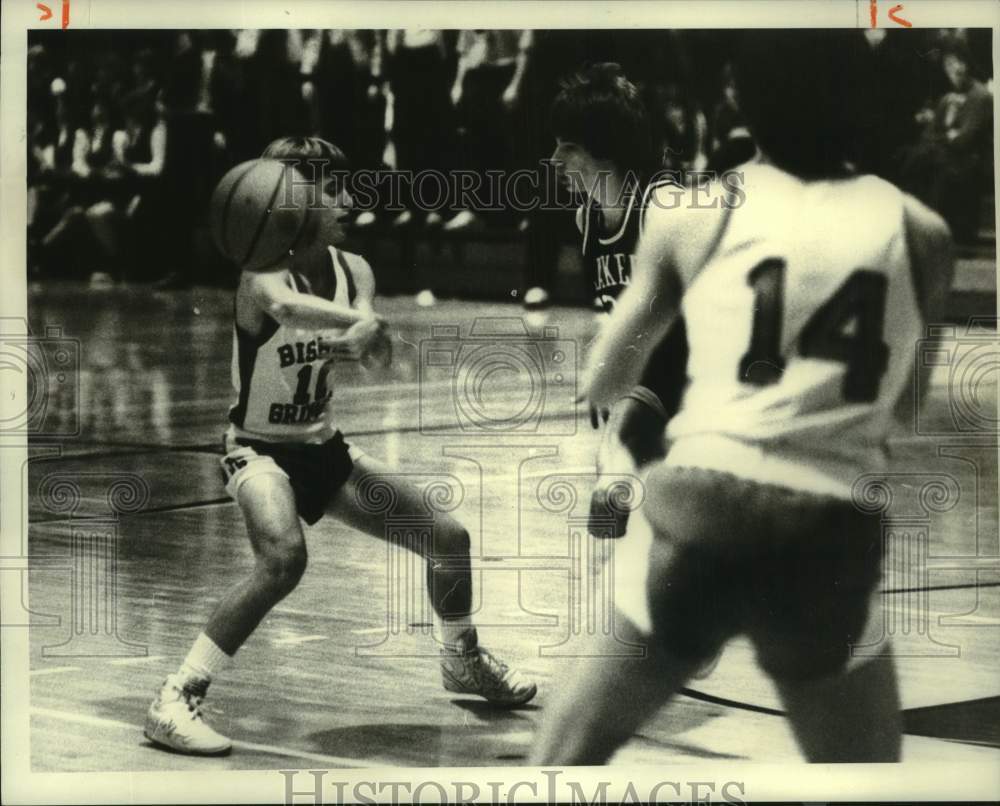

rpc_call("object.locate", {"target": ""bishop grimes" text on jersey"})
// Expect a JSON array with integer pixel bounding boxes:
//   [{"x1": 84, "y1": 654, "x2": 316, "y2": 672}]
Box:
[{"x1": 269, "y1": 338, "x2": 337, "y2": 425}]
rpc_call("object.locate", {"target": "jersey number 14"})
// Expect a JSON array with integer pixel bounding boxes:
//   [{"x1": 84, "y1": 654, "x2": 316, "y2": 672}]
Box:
[{"x1": 738, "y1": 258, "x2": 890, "y2": 402}]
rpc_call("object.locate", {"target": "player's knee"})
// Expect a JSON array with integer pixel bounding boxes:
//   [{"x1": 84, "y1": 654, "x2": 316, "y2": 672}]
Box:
[{"x1": 259, "y1": 544, "x2": 307, "y2": 597}]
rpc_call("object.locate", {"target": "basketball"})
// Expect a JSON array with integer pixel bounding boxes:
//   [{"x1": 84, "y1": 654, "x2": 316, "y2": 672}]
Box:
[{"x1": 209, "y1": 159, "x2": 314, "y2": 272}]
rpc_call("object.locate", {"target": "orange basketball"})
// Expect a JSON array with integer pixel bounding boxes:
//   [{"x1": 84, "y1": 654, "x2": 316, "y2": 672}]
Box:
[{"x1": 209, "y1": 159, "x2": 314, "y2": 272}]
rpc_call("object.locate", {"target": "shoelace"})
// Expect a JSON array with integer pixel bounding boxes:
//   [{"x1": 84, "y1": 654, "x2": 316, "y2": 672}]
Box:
[
  {"x1": 177, "y1": 681, "x2": 217, "y2": 721},
  {"x1": 477, "y1": 648, "x2": 511, "y2": 682},
  {"x1": 187, "y1": 695, "x2": 203, "y2": 718}
]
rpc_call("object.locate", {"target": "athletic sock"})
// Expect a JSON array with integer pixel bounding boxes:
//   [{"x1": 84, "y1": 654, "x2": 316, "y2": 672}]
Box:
[
  {"x1": 435, "y1": 615, "x2": 475, "y2": 652},
  {"x1": 176, "y1": 632, "x2": 233, "y2": 685}
]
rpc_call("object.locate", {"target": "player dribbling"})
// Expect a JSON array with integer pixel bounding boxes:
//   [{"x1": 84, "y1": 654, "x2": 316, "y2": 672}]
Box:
[
  {"x1": 145, "y1": 137, "x2": 536, "y2": 757},
  {"x1": 532, "y1": 31, "x2": 954, "y2": 764}
]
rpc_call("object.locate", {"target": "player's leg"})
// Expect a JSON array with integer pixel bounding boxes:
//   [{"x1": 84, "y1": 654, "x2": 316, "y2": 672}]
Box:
[
  {"x1": 327, "y1": 453, "x2": 473, "y2": 622},
  {"x1": 201, "y1": 471, "x2": 308, "y2": 652},
  {"x1": 532, "y1": 506, "x2": 726, "y2": 764},
  {"x1": 530, "y1": 614, "x2": 685, "y2": 764},
  {"x1": 327, "y1": 453, "x2": 536, "y2": 706},
  {"x1": 773, "y1": 654, "x2": 902, "y2": 762},
  {"x1": 750, "y1": 496, "x2": 900, "y2": 761},
  {"x1": 146, "y1": 456, "x2": 306, "y2": 755}
]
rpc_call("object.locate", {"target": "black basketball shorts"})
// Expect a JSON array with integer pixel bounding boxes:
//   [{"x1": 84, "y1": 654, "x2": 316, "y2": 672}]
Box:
[
  {"x1": 220, "y1": 432, "x2": 358, "y2": 525},
  {"x1": 619, "y1": 465, "x2": 883, "y2": 682}
]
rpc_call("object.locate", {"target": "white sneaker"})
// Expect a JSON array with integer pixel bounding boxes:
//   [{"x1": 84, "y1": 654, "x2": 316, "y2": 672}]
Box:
[
  {"x1": 440, "y1": 629, "x2": 537, "y2": 707},
  {"x1": 442, "y1": 210, "x2": 479, "y2": 231},
  {"x1": 523, "y1": 286, "x2": 549, "y2": 309},
  {"x1": 415, "y1": 289, "x2": 437, "y2": 307},
  {"x1": 354, "y1": 210, "x2": 377, "y2": 227},
  {"x1": 144, "y1": 674, "x2": 232, "y2": 756}
]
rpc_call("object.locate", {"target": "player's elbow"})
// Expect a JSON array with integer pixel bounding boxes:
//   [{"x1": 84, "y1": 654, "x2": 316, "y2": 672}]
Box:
[{"x1": 265, "y1": 298, "x2": 294, "y2": 325}]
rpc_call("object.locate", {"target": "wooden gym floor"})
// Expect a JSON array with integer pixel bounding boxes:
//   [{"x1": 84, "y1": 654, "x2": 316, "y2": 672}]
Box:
[{"x1": 22, "y1": 281, "x2": 1000, "y2": 771}]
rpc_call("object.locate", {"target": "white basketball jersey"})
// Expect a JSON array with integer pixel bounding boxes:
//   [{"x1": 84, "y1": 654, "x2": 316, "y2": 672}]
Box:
[
  {"x1": 227, "y1": 246, "x2": 356, "y2": 444},
  {"x1": 665, "y1": 163, "x2": 923, "y2": 496}
]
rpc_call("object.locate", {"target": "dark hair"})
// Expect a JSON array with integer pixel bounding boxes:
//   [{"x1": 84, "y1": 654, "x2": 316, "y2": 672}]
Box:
[
  {"x1": 734, "y1": 30, "x2": 869, "y2": 179},
  {"x1": 550, "y1": 62, "x2": 654, "y2": 177},
  {"x1": 261, "y1": 136, "x2": 351, "y2": 180}
]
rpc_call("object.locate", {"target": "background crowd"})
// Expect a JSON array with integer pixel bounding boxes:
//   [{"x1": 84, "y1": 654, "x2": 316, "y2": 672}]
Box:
[{"x1": 26, "y1": 28, "x2": 994, "y2": 292}]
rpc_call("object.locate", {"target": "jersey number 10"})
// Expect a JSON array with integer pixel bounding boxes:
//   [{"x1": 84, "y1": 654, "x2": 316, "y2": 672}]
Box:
[
  {"x1": 738, "y1": 258, "x2": 890, "y2": 403},
  {"x1": 293, "y1": 360, "x2": 334, "y2": 406}
]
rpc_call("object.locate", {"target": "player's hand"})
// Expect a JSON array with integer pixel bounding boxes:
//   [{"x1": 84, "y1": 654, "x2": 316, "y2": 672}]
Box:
[
  {"x1": 329, "y1": 316, "x2": 382, "y2": 361},
  {"x1": 450, "y1": 83, "x2": 463, "y2": 107},
  {"x1": 361, "y1": 326, "x2": 393, "y2": 369},
  {"x1": 591, "y1": 404, "x2": 610, "y2": 429},
  {"x1": 575, "y1": 388, "x2": 609, "y2": 430},
  {"x1": 578, "y1": 363, "x2": 620, "y2": 423}
]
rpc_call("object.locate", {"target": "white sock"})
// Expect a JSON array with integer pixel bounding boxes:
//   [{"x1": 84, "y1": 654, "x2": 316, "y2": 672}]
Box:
[
  {"x1": 178, "y1": 633, "x2": 233, "y2": 683},
  {"x1": 435, "y1": 615, "x2": 475, "y2": 651}
]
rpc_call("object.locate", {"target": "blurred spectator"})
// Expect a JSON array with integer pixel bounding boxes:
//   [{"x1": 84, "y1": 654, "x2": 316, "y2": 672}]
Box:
[
  {"x1": 108, "y1": 92, "x2": 168, "y2": 281},
  {"x1": 25, "y1": 26, "x2": 994, "y2": 294},
  {"x1": 899, "y1": 42, "x2": 993, "y2": 244},
  {"x1": 131, "y1": 48, "x2": 160, "y2": 107},
  {"x1": 91, "y1": 52, "x2": 126, "y2": 99},
  {"x1": 155, "y1": 95, "x2": 225, "y2": 288},
  {"x1": 385, "y1": 29, "x2": 454, "y2": 228},
  {"x1": 307, "y1": 30, "x2": 386, "y2": 194},
  {"x1": 518, "y1": 31, "x2": 592, "y2": 308},
  {"x1": 854, "y1": 29, "x2": 931, "y2": 181},
  {"x1": 708, "y1": 63, "x2": 755, "y2": 171},
  {"x1": 251, "y1": 30, "x2": 310, "y2": 148},
  {"x1": 447, "y1": 30, "x2": 534, "y2": 230},
  {"x1": 650, "y1": 81, "x2": 708, "y2": 175},
  {"x1": 65, "y1": 94, "x2": 120, "y2": 284},
  {"x1": 29, "y1": 77, "x2": 86, "y2": 278}
]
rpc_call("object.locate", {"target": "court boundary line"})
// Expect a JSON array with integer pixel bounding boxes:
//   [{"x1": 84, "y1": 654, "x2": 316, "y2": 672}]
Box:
[
  {"x1": 30, "y1": 706, "x2": 398, "y2": 768},
  {"x1": 678, "y1": 686, "x2": 784, "y2": 717},
  {"x1": 882, "y1": 581, "x2": 1000, "y2": 595},
  {"x1": 32, "y1": 497, "x2": 232, "y2": 525}
]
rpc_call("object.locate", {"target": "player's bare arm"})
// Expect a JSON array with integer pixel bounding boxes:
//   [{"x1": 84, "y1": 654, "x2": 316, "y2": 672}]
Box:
[
  {"x1": 340, "y1": 250, "x2": 378, "y2": 316},
  {"x1": 238, "y1": 266, "x2": 376, "y2": 334},
  {"x1": 332, "y1": 251, "x2": 391, "y2": 361},
  {"x1": 903, "y1": 193, "x2": 955, "y2": 326},
  {"x1": 893, "y1": 194, "x2": 956, "y2": 423}
]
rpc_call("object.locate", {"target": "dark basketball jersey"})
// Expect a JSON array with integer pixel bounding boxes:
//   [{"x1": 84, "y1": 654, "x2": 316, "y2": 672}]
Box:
[
  {"x1": 579, "y1": 180, "x2": 689, "y2": 418},
  {"x1": 582, "y1": 190, "x2": 642, "y2": 314}
]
